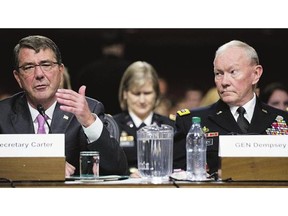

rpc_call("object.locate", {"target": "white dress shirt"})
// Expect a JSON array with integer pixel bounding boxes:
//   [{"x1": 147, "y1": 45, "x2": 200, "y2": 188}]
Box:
[
  {"x1": 230, "y1": 93, "x2": 256, "y2": 123},
  {"x1": 28, "y1": 101, "x2": 103, "y2": 143}
]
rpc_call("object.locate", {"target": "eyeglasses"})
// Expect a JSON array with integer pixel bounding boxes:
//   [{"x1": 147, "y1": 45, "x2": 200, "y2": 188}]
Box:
[{"x1": 17, "y1": 61, "x2": 59, "y2": 76}]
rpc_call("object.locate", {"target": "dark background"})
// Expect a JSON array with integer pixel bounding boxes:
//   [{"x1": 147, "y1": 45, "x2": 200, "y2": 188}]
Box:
[{"x1": 1, "y1": 28, "x2": 288, "y2": 98}]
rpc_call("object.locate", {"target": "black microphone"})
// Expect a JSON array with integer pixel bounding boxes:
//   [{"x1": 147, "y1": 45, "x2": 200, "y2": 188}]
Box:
[{"x1": 36, "y1": 104, "x2": 52, "y2": 134}]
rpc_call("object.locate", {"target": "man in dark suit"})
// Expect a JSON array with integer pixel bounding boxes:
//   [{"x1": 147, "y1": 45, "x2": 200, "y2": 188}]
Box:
[
  {"x1": 0, "y1": 35, "x2": 128, "y2": 176},
  {"x1": 174, "y1": 40, "x2": 288, "y2": 175}
]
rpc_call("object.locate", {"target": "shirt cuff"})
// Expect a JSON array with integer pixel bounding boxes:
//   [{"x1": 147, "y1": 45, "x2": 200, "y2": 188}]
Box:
[{"x1": 83, "y1": 113, "x2": 103, "y2": 143}]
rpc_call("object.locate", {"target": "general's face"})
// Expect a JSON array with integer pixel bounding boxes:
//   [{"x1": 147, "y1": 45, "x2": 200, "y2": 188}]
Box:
[
  {"x1": 124, "y1": 81, "x2": 156, "y2": 120},
  {"x1": 213, "y1": 47, "x2": 262, "y2": 106},
  {"x1": 13, "y1": 48, "x2": 64, "y2": 108},
  {"x1": 268, "y1": 89, "x2": 288, "y2": 111}
]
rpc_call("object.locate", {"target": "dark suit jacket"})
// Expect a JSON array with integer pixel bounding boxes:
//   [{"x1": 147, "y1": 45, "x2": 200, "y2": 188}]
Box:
[
  {"x1": 0, "y1": 92, "x2": 128, "y2": 175},
  {"x1": 174, "y1": 98, "x2": 288, "y2": 174},
  {"x1": 113, "y1": 111, "x2": 175, "y2": 173}
]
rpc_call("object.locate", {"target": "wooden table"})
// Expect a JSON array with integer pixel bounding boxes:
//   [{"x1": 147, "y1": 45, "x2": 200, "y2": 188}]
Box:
[{"x1": 2, "y1": 177, "x2": 288, "y2": 188}]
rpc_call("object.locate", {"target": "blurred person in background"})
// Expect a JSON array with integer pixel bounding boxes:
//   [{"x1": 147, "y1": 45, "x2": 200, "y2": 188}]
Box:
[
  {"x1": 199, "y1": 87, "x2": 220, "y2": 107},
  {"x1": 168, "y1": 85, "x2": 204, "y2": 116},
  {"x1": 77, "y1": 30, "x2": 131, "y2": 115},
  {"x1": 113, "y1": 61, "x2": 175, "y2": 176},
  {"x1": 182, "y1": 86, "x2": 204, "y2": 109},
  {"x1": 154, "y1": 76, "x2": 173, "y2": 117},
  {"x1": 60, "y1": 66, "x2": 72, "y2": 89},
  {"x1": 0, "y1": 90, "x2": 12, "y2": 100},
  {"x1": 259, "y1": 82, "x2": 288, "y2": 111}
]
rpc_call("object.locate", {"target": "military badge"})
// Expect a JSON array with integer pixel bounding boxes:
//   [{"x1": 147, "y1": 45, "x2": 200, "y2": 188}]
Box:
[
  {"x1": 266, "y1": 115, "x2": 288, "y2": 135},
  {"x1": 202, "y1": 126, "x2": 217, "y2": 146},
  {"x1": 120, "y1": 131, "x2": 134, "y2": 147},
  {"x1": 206, "y1": 132, "x2": 219, "y2": 137}
]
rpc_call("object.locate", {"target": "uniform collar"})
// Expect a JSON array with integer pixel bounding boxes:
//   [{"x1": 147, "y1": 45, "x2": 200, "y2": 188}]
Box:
[
  {"x1": 128, "y1": 110, "x2": 153, "y2": 128},
  {"x1": 230, "y1": 93, "x2": 256, "y2": 123}
]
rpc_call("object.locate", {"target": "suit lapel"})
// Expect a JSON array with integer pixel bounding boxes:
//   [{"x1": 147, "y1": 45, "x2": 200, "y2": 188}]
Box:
[
  {"x1": 10, "y1": 95, "x2": 73, "y2": 134},
  {"x1": 248, "y1": 99, "x2": 278, "y2": 134},
  {"x1": 208, "y1": 100, "x2": 242, "y2": 134},
  {"x1": 11, "y1": 95, "x2": 34, "y2": 133},
  {"x1": 123, "y1": 114, "x2": 137, "y2": 133},
  {"x1": 50, "y1": 103, "x2": 74, "y2": 133},
  {"x1": 152, "y1": 113, "x2": 164, "y2": 126},
  {"x1": 209, "y1": 98, "x2": 279, "y2": 134}
]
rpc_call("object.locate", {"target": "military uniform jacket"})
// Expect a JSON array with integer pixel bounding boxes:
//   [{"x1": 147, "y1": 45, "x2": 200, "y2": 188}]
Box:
[
  {"x1": 0, "y1": 92, "x2": 128, "y2": 175},
  {"x1": 174, "y1": 98, "x2": 288, "y2": 174},
  {"x1": 113, "y1": 111, "x2": 175, "y2": 172}
]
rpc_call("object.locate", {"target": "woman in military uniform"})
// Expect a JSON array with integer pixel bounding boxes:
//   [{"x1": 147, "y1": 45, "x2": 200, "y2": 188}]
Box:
[{"x1": 113, "y1": 61, "x2": 175, "y2": 175}]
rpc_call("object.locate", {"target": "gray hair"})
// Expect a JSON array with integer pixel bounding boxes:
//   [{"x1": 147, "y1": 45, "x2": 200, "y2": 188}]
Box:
[
  {"x1": 214, "y1": 40, "x2": 260, "y2": 65},
  {"x1": 14, "y1": 35, "x2": 62, "y2": 70}
]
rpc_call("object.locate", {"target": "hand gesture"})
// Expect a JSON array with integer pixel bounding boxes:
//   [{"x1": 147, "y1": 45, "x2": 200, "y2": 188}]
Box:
[{"x1": 56, "y1": 85, "x2": 96, "y2": 127}]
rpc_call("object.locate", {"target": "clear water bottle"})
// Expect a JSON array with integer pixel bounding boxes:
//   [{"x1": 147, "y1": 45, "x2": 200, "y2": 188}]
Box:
[{"x1": 186, "y1": 116, "x2": 207, "y2": 181}]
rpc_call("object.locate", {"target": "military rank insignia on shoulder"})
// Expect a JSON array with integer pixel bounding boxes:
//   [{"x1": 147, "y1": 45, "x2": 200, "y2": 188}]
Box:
[{"x1": 177, "y1": 109, "x2": 190, "y2": 116}]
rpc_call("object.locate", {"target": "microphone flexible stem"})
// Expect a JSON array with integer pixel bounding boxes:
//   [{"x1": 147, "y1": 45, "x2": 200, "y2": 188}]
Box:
[{"x1": 37, "y1": 104, "x2": 52, "y2": 134}]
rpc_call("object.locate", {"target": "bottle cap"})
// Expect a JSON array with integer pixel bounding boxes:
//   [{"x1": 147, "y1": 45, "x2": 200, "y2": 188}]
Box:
[{"x1": 192, "y1": 116, "x2": 201, "y2": 123}]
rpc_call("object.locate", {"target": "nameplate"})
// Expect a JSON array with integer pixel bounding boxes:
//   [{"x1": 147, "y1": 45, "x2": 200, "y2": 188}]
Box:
[
  {"x1": 0, "y1": 134, "x2": 65, "y2": 157},
  {"x1": 219, "y1": 135, "x2": 288, "y2": 157}
]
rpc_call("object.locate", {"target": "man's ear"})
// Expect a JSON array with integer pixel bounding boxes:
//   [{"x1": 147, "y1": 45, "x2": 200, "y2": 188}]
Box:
[
  {"x1": 252, "y1": 65, "x2": 263, "y2": 85},
  {"x1": 13, "y1": 70, "x2": 23, "y2": 89}
]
